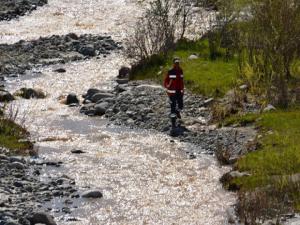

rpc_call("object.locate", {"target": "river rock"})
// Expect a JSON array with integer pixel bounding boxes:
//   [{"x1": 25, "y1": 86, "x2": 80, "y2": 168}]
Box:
[
  {"x1": 203, "y1": 98, "x2": 214, "y2": 106},
  {"x1": 66, "y1": 33, "x2": 79, "y2": 40},
  {"x1": 78, "y1": 45, "x2": 96, "y2": 57},
  {"x1": 53, "y1": 68, "x2": 66, "y2": 73},
  {"x1": 91, "y1": 93, "x2": 114, "y2": 103},
  {"x1": 118, "y1": 66, "x2": 131, "y2": 78},
  {"x1": 27, "y1": 212, "x2": 57, "y2": 225},
  {"x1": 66, "y1": 93, "x2": 79, "y2": 105},
  {"x1": 81, "y1": 190, "x2": 103, "y2": 198},
  {"x1": 8, "y1": 162, "x2": 25, "y2": 170},
  {"x1": 0, "y1": 0, "x2": 48, "y2": 21},
  {"x1": 116, "y1": 78, "x2": 129, "y2": 84},
  {"x1": 86, "y1": 88, "x2": 101, "y2": 97},
  {"x1": 0, "y1": 90, "x2": 14, "y2": 102},
  {"x1": 15, "y1": 88, "x2": 46, "y2": 99},
  {"x1": 263, "y1": 104, "x2": 276, "y2": 112},
  {"x1": 71, "y1": 149, "x2": 85, "y2": 154},
  {"x1": 239, "y1": 84, "x2": 248, "y2": 90},
  {"x1": 188, "y1": 54, "x2": 198, "y2": 60},
  {"x1": 94, "y1": 102, "x2": 109, "y2": 115},
  {"x1": 0, "y1": 34, "x2": 120, "y2": 77}
]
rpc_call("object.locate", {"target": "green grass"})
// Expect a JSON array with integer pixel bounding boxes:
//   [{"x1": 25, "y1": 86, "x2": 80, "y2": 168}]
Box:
[
  {"x1": 221, "y1": 113, "x2": 260, "y2": 127},
  {"x1": 229, "y1": 110, "x2": 300, "y2": 212},
  {"x1": 0, "y1": 118, "x2": 33, "y2": 155},
  {"x1": 131, "y1": 39, "x2": 238, "y2": 97}
]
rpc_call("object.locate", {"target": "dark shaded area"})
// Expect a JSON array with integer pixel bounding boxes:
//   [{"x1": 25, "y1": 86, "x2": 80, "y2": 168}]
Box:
[
  {"x1": 0, "y1": 33, "x2": 121, "y2": 78},
  {"x1": 0, "y1": 0, "x2": 48, "y2": 21}
]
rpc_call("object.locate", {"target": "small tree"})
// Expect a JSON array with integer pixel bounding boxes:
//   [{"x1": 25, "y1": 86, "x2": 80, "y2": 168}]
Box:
[
  {"x1": 125, "y1": 0, "x2": 200, "y2": 61},
  {"x1": 125, "y1": 0, "x2": 177, "y2": 60},
  {"x1": 239, "y1": 0, "x2": 300, "y2": 107}
]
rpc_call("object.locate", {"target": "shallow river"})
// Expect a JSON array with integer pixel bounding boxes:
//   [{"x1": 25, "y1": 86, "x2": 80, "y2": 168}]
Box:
[{"x1": 1, "y1": 0, "x2": 235, "y2": 224}]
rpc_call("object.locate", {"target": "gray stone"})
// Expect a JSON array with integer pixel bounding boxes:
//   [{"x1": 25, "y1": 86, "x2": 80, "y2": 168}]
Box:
[
  {"x1": 81, "y1": 190, "x2": 103, "y2": 198},
  {"x1": 116, "y1": 78, "x2": 129, "y2": 84},
  {"x1": 15, "y1": 88, "x2": 46, "y2": 99},
  {"x1": 229, "y1": 171, "x2": 250, "y2": 178},
  {"x1": 91, "y1": 93, "x2": 114, "y2": 103},
  {"x1": 53, "y1": 68, "x2": 66, "y2": 73},
  {"x1": 0, "y1": 90, "x2": 14, "y2": 102},
  {"x1": 66, "y1": 93, "x2": 79, "y2": 105},
  {"x1": 94, "y1": 102, "x2": 109, "y2": 116},
  {"x1": 86, "y1": 88, "x2": 101, "y2": 97},
  {"x1": 239, "y1": 84, "x2": 248, "y2": 90},
  {"x1": 263, "y1": 104, "x2": 276, "y2": 112},
  {"x1": 78, "y1": 45, "x2": 96, "y2": 57},
  {"x1": 188, "y1": 54, "x2": 198, "y2": 60},
  {"x1": 0, "y1": 154, "x2": 8, "y2": 160},
  {"x1": 27, "y1": 212, "x2": 57, "y2": 225},
  {"x1": 9, "y1": 162, "x2": 25, "y2": 170},
  {"x1": 118, "y1": 66, "x2": 131, "y2": 78},
  {"x1": 71, "y1": 149, "x2": 85, "y2": 154},
  {"x1": 203, "y1": 98, "x2": 214, "y2": 106}
]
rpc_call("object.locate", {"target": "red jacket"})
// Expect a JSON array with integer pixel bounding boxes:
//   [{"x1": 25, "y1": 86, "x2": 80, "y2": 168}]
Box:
[{"x1": 164, "y1": 66, "x2": 184, "y2": 96}]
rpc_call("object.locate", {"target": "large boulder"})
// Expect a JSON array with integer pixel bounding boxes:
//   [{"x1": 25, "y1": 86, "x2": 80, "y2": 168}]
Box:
[
  {"x1": 118, "y1": 66, "x2": 131, "y2": 78},
  {"x1": 91, "y1": 93, "x2": 114, "y2": 103},
  {"x1": 116, "y1": 78, "x2": 129, "y2": 85},
  {"x1": 0, "y1": 90, "x2": 14, "y2": 102},
  {"x1": 27, "y1": 212, "x2": 57, "y2": 225},
  {"x1": 15, "y1": 88, "x2": 46, "y2": 99},
  {"x1": 78, "y1": 45, "x2": 96, "y2": 57},
  {"x1": 66, "y1": 93, "x2": 79, "y2": 105},
  {"x1": 81, "y1": 190, "x2": 103, "y2": 198},
  {"x1": 263, "y1": 104, "x2": 276, "y2": 112},
  {"x1": 86, "y1": 88, "x2": 101, "y2": 97},
  {"x1": 94, "y1": 102, "x2": 109, "y2": 116}
]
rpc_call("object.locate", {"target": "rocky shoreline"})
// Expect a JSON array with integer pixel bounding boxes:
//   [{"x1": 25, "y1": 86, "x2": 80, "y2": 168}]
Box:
[
  {"x1": 75, "y1": 79, "x2": 257, "y2": 161},
  {"x1": 0, "y1": 0, "x2": 47, "y2": 21},
  {"x1": 0, "y1": 146, "x2": 106, "y2": 225},
  {"x1": 0, "y1": 33, "x2": 121, "y2": 79},
  {"x1": 0, "y1": 149, "x2": 78, "y2": 225}
]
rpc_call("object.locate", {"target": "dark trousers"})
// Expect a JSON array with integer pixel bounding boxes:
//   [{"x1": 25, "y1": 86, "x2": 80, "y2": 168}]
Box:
[{"x1": 169, "y1": 91, "x2": 183, "y2": 114}]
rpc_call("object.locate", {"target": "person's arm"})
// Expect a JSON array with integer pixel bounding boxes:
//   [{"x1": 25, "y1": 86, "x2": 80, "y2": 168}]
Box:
[{"x1": 164, "y1": 73, "x2": 172, "y2": 88}]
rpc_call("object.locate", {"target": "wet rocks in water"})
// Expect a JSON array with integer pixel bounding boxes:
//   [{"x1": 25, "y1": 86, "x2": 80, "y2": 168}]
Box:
[
  {"x1": 27, "y1": 212, "x2": 57, "y2": 225},
  {"x1": 80, "y1": 80, "x2": 257, "y2": 156},
  {"x1": 91, "y1": 92, "x2": 114, "y2": 103},
  {"x1": 53, "y1": 68, "x2": 66, "y2": 73},
  {"x1": 14, "y1": 88, "x2": 46, "y2": 99},
  {"x1": 71, "y1": 149, "x2": 85, "y2": 154},
  {"x1": 0, "y1": 89, "x2": 14, "y2": 102},
  {"x1": 66, "y1": 93, "x2": 79, "y2": 105},
  {"x1": 78, "y1": 45, "x2": 96, "y2": 57},
  {"x1": 81, "y1": 190, "x2": 103, "y2": 198},
  {"x1": 220, "y1": 171, "x2": 250, "y2": 191},
  {"x1": 0, "y1": 0, "x2": 48, "y2": 21},
  {"x1": 0, "y1": 154, "x2": 79, "y2": 224},
  {"x1": 118, "y1": 66, "x2": 131, "y2": 78},
  {"x1": 94, "y1": 102, "x2": 109, "y2": 116},
  {"x1": 0, "y1": 34, "x2": 121, "y2": 77},
  {"x1": 263, "y1": 104, "x2": 276, "y2": 112}
]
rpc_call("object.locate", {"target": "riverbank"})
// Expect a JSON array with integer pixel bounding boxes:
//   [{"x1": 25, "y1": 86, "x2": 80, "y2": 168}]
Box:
[
  {"x1": 124, "y1": 37, "x2": 300, "y2": 224},
  {"x1": 0, "y1": 0, "x2": 47, "y2": 21},
  {"x1": 0, "y1": 33, "x2": 121, "y2": 79}
]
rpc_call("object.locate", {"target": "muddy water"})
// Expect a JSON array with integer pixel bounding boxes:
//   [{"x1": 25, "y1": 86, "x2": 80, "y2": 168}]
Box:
[{"x1": 3, "y1": 0, "x2": 235, "y2": 224}]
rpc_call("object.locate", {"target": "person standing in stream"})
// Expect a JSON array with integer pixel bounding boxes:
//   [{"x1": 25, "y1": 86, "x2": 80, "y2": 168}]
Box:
[{"x1": 164, "y1": 57, "x2": 184, "y2": 129}]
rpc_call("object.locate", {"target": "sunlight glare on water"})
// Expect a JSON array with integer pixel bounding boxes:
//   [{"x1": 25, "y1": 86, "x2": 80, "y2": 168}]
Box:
[{"x1": 3, "y1": 0, "x2": 236, "y2": 224}]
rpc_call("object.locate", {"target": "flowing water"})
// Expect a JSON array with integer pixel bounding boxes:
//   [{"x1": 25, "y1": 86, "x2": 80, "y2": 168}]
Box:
[{"x1": 1, "y1": 0, "x2": 235, "y2": 224}]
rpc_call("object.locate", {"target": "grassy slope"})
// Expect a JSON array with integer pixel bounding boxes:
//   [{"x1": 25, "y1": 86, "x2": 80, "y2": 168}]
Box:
[
  {"x1": 0, "y1": 118, "x2": 33, "y2": 155},
  {"x1": 131, "y1": 39, "x2": 238, "y2": 97},
  {"x1": 225, "y1": 110, "x2": 300, "y2": 213},
  {"x1": 132, "y1": 38, "x2": 300, "y2": 216}
]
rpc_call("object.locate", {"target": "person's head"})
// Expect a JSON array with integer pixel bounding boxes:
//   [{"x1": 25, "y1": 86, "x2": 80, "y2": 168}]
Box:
[{"x1": 173, "y1": 57, "x2": 180, "y2": 68}]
